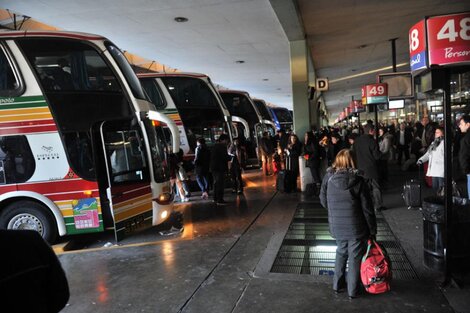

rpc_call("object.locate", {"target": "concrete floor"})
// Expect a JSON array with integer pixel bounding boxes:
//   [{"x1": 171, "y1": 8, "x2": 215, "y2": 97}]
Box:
[{"x1": 56, "y1": 169, "x2": 469, "y2": 313}]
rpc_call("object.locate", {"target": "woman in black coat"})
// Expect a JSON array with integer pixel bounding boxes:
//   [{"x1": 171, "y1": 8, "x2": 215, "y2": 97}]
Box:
[
  {"x1": 320, "y1": 149, "x2": 377, "y2": 299},
  {"x1": 286, "y1": 134, "x2": 302, "y2": 191},
  {"x1": 303, "y1": 131, "x2": 322, "y2": 190}
]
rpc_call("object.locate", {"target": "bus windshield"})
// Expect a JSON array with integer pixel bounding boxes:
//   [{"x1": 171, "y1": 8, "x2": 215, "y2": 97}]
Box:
[
  {"x1": 253, "y1": 100, "x2": 272, "y2": 121},
  {"x1": 143, "y1": 120, "x2": 170, "y2": 183},
  {"x1": 273, "y1": 108, "x2": 292, "y2": 123},
  {"x1": 160, "y1": 77, "x2": 227, "y2": 150},
  {"x1": 106, "y1": 43, "x2": 147, "y2": 101},
  {"x1": 220, "y1": 93, "x2": 259, "y2": 126}
]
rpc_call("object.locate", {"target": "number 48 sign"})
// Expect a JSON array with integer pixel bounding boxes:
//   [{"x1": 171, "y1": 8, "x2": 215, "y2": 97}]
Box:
[
  {"x1": 427, "y1": 12, "x2": 470, "y2": 66},
  {"x1": 409, "y1": 12, "x2": 470, "y2": 71}
]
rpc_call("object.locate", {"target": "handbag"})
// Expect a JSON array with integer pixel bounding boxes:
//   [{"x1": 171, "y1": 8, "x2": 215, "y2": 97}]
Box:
[{"x1": 437, "y1": 181, "x2": 461, "y2": 197}]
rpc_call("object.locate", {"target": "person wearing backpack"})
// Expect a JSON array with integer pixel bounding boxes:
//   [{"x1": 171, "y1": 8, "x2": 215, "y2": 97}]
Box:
[{"x1": 320, "y1": 149, "x2": 377, "y2": 299}]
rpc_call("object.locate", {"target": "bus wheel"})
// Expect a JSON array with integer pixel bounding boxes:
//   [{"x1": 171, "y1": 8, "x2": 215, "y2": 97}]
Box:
[{"x1": 0, "y1": 201, "x2": 58, "y2": 243}]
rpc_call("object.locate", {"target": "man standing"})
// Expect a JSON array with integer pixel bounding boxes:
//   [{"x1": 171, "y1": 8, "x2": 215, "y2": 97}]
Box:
[
  {"x1": 353, "y1": 123, "x2": 386, "y2": 211},
  {"x1": 275, "y1": 129, "x2": 289, "y2": 151},
  {"x1": 394, "y1": 122, "x2": 413, "y2": 165},
  {"x1": 210, "y1": 134, "x2": 231, "y2": 205},
  {"x1": 458, "y1": 115, "x2": 470, "y2": 198},
  {"x1": 260, "y1": 131, "x2": 275, "y2": 176},
  {"x1": 421, "y1": 116, "x2": 436, "y2": 151}
]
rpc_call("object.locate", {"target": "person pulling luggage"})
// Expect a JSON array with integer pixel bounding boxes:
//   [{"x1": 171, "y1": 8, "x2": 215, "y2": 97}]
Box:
[{"x1": 320, "y1": 149, "x2": 377, "y2": 299}]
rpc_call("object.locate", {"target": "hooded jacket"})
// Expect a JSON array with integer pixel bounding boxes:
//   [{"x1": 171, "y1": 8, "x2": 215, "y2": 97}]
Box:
[{"x1": 320, "y1": 167, "x2": 377, "y2": 240}]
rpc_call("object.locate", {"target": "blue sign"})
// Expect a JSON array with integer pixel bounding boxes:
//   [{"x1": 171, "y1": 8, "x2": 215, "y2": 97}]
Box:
[{"x1": 410, "y1": 51, "x2": 427, "y2": 72}]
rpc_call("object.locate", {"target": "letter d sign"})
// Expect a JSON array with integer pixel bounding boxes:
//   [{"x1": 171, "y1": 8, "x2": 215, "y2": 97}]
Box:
[{"x1": 315, "y1": 78, "x2": 329, "y2": 91}]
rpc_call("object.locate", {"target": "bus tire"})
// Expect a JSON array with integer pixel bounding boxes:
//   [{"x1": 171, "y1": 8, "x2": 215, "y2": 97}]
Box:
[{"x1": 0, "y1": 200, "x2": 58, "y2": 244}]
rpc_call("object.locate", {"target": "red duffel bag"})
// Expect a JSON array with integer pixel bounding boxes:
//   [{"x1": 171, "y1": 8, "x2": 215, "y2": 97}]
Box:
[{"x1": 361, "y1": 239, "x2": 392, "y2": 294}]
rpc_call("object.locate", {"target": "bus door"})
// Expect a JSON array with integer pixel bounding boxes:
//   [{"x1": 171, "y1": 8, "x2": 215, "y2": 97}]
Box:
[
  {"x1": 98, "y1": 119, "x2": 154, "y2": 241},
  {"x1": 254, "y1": 123, "x2": 265, "y2": 162}
]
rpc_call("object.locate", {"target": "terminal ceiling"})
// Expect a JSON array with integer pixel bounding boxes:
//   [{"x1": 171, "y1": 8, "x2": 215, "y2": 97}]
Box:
[{"x1": 2, "y1": 0, "x2": 470, "y2": 118}]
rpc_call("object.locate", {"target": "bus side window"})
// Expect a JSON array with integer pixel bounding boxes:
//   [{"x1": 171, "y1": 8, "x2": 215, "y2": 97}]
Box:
[
  {"x1": 0, "y1": 136, "x2": 35, "y2": 184},
  {"x1": 0, "y1": 45, "x2": 21, "y2": 96},
  {"x1": 63, "y1": 132, "x2": 96, "y2": 181}
]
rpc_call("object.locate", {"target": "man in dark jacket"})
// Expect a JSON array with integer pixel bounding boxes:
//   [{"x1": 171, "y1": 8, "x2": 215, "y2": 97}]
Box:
[
  {"x1": 275, "y1": 129, "x2": 289, "y2": 151},
  {"x1": 394, "y1": 122, "x2": 413, "y2": 165},
  {"x1": 0, "y1": 230, "x2": 70, "y2": 313},
  {"x1": 353, "y1": 124, "x2": 386, "y2": 211},
  {"x1": 210, "y1": 134, "x2": 231, "y2": 205},
  {"x1": 320, "y1": 152, "x2": 377, "y2": 299},
  {"x1": 458, "y1": 115, "x2": 470, "y2": 198},
  {"x1": 421, "y1": 116, "x2": 436, "y2": 150}
]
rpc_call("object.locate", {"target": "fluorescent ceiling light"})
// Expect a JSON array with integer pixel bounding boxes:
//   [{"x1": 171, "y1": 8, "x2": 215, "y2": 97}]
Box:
[{"x1": 329, "y1": 62, "x2": 409, "y2": 84}]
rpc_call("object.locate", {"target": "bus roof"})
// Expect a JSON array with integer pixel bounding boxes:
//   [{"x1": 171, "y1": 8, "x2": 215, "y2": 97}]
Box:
[
  {"x1": 0, "y1": 30, "x2": 105, "y2": 41},
  {"x1": 136, "y1": 72, "x2": 208, "y2": 79}
]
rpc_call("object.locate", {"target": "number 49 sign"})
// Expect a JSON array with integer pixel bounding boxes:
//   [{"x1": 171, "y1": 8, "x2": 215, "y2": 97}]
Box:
[{"x1": 362, "y1": 83, "x2": 388, "y2": 105}]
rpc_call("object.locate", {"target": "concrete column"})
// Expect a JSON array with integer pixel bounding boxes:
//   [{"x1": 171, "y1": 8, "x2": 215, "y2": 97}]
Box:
[{"x1": 290, "y1": 40, "x2": 310, "y2": 136}]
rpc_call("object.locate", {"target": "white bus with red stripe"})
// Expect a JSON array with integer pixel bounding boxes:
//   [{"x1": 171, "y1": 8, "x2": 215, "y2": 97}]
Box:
[{"x1": 0, "y1": 31, "x2": 179, "y2": 242}]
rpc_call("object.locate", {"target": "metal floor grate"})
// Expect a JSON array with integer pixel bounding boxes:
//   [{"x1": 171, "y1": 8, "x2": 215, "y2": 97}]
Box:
[{"x1": 271, "y1": 202, "x2": 418, "y2": 279}]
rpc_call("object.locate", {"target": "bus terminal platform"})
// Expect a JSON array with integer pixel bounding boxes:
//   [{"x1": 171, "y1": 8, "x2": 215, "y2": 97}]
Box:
[{"x1": 55, "y1": 166, "x2": 470, "y2": 313}]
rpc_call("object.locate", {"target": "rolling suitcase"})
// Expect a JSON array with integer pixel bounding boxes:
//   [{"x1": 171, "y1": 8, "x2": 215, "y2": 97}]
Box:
[
  {"x1": 276, "y1": 170, "x2": 287, "y2": 192},
  {"x1": 276, "y1": 170, "x2": 294, "y2": 193},
  {"x1": 402, "y1": 165, "x2": 422, "y2": 209}
]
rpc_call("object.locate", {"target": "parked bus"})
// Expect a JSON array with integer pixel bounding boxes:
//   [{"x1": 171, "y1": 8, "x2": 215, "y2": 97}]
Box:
[
  {"x1": 218, "y1": 90, "x2": 268, "y2": 168},
  {"x1": 0, "y1": 31, "x2": 179, "y2": 242},
  {"x1": 138, "y1": 72, "x2": 234, "y2": 170},
  {"x1": 252, "y1": 98, "x2": 277, "y2": 136},
  {"x1": 269, "y1": 107, "x2": 293, "y2": 132}
]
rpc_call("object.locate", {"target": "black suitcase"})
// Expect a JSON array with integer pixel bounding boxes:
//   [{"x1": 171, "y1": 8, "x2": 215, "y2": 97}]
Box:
[
  {"x1": 277, "y1": 170, "x2": 294, "y2": 193},
  {"x1": 403, "y1": 179, "x2": 421, "y2": 209}
]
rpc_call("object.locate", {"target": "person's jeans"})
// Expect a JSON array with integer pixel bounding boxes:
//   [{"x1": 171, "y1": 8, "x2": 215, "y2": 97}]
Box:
[
  {"x1": 196, "y1": 174, "x2": 209, "y2": 193},
  {"x1": 334, "y1": 239, "x2": 367, "y2": 297},
  {"x1": 432, "y1": 177, "x2": 445, "y2": 192}
]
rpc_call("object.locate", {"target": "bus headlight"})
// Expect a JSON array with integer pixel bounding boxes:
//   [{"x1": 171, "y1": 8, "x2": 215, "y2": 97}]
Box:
[
  {"x1": 153, "y1": 192, "x2": 173, "y2": 205},
  {"x1": 160, "y1": 210, "x2": 169, "y2": 220}
]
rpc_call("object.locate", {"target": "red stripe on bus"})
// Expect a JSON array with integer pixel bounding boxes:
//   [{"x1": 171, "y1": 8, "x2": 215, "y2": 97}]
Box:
[
  {"x1": 0, "y1": 125, "x2": 57, "y2": 136},
  {"x1": 0, "y1": 185, "x2": 18, "y2": 193},
  {"x1": 111, "y1": 184, "x2": 152, "y2": 203},
  {"x1": 0, "y1": 119, "x2": 56, "y2": 128},
  {"x1": 16, "y1": 179, "x2": 99, "y2": 194}
]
